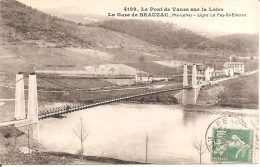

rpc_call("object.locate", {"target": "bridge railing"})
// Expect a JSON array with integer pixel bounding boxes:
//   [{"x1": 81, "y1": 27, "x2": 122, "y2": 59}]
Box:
[{"x1": 38, "y1": 86, "x2": 191, "y2": 120}]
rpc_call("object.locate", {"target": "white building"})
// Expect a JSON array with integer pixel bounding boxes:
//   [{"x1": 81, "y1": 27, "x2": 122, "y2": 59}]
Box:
[
  {"x1": 226, "y1": 68, "x2": 234, "y2": 77},
  {"x1": 223, "y1": 62, "x2": 245, "y2": 74},
  {"x1": 135, "y1": 73, "x2": 153, "y2": 83},
  {"x1": 197, "y1": 66, "x2": 214, "y2": 83},
  {"x1": 214, "y1": 70, "x2": 227, "y2": 76}
]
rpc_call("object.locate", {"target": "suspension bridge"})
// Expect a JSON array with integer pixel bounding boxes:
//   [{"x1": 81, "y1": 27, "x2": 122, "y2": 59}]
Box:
[
  {"x1": 1, "y1": 64, "x2": 200, "y2": 142},
  {"x1": 38, "y1": 86, "x2": 191, "y2": 120}
]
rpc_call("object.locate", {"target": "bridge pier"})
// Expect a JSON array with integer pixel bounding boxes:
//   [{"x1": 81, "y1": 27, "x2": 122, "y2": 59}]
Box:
[
  {"x1": 182, "y1": 64, "x2": 188, "y2": 104},
  {"x1": 182, "y1": 64, "x2": 200, "y2": 105},
  {"x1": 15, "y1": 73, "x2": 40, "y2": 142},
  {"x1": 15, "y1": 120, "x2": 40, "y2": 143},
  {"x1": 15, "y1": 73, "x2": 26, "y2": 120},
  {"x1": 192, "y1": 64, "x2": 197, "y2": 89},
  {"x1": 27, "y1": 74, "x2": 39, "y2": 124},
  {"x1": 28, "y1": 74, "x2": 39, "y2": 142}
]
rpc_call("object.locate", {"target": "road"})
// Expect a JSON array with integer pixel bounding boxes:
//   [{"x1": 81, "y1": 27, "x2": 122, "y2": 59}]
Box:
[{"x1": 208, "y1": 69, "x2": 259, "y2": 85}]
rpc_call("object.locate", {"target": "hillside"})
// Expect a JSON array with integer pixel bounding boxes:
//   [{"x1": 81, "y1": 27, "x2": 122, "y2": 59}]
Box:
[
  {"x1": 45, "y1": 7, "x2": 258, "y2": 55},
  {"x1": 97, "y1": 19, "x2": 258, "y2": 54},
  {"x1": 0, "y1": 126, "x2": 141, "y2": 165},
  {"x1": 0, "y1": 0, "x2": 91, "y2": 48},
  {"x1": 0, "y1": 0, "x2": 167, "y2": 75},
  {"x1": 210, "y1": 33, "x2": 258, "y2": 55},
  {"x1": 217, "y1": 72, "x2": 259, "y2": 109},
  {"x1": 0, "y1": 0, "x2": 158, "y2": 50},
  {"x1": 0, "y1": 0, "x2": 258, "y2": 76},
  {"x1": 97, "y1": 19, "x2": 206, "y2": 49}
]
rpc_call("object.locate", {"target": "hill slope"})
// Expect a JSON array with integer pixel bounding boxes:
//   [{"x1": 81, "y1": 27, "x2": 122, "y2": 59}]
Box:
[
  {"x1": 0, "y1": 0, "x2": 92, "y2": 47},
  {"x1": 0, "y1": 0, "x2": 158, "y2": 50},
  {"x1": 97, "y1": 19, "x2": 207, "y2": 49},
  {"x1": 97, "y1": 19, "x2": 258, "y2": 53},
  {"x1": 0, "y1": 0, "x2": 169, "y2": 76},
  {"x1": 0, "y1": 0, "x2": 258, "y2": 76},
  {"x1": 210, "y1": 33, "x2": 258, "y2": 54}
]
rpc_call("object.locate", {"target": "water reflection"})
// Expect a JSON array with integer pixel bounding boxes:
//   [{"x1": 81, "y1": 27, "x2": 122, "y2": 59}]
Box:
[{"x1": 182, "y1": 109, "x2": 203, "y2": 126}]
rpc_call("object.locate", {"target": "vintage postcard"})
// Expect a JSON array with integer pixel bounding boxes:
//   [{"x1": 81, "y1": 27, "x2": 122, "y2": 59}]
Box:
[{"x1": 0, "y1": 0, "x2": 258, "y2": 165}]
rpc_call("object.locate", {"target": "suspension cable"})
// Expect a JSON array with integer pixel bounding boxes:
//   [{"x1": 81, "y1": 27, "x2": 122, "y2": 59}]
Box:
[
  {"x1": 2, "y1": 77, "x2": 24, "y2": 90},
  {"x1": 38, "y1": 74, "x2": 82, "y2": 90}
]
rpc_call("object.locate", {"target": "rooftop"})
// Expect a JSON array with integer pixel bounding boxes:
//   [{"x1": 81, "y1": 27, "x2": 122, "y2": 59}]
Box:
[
  {"x1": 197, "y1": 65, "x2": 208, "y2": 71},
  {"x1": 225, "y1": 61, "x2": 244, "y2": 64},
  {"x1": 215, "y1": 70, "x2": 226, "y2": 72},
  {"x1": 224, "y1": 62, "x2": 244, "y2": 68},
  {"x1": 136, "y1": 73, "x2": 152, "y2": 77}
]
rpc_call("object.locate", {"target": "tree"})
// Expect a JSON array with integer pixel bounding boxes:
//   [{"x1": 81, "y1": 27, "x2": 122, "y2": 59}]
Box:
[
  {"x1": 93, "y1": 65, "x2": 99, "y2": 72},
  {"x1": 73, "y1": 117, "x2": 89, "y2": 160},
  {"x1": 192, "y1": 137, "x2": 206, "y2": 164},
  {"x1": 25, "y1": 124, "x2": 33, "y2": 154},
  {"x1": 138, "y1": 55, "x2": 145, "y2": 74},
  {"x1": 109, "y1": 67, "x2": 115, "y2": 75},
  {"x1": 168, "y1": 59, "x2": 171, "y2": 66},
  {"x1": 173, "y1": 56, "x2": 177, "y2": 66},
  {"x1": 203, "y1": 58, "x2": 206, "y2": 65},
  {"x1": 155, "y1": 96, "x2": 160, "y2": 102}
]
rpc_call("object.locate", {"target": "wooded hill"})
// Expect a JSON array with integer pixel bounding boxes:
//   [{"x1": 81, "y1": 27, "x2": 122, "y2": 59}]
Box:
[
  {"x1": 97, "y1": 19, "x2": 258, "y2": 53},
  {"x1": 0, "y1": 0, "x2": 258, "y2": 56},
  {"x1": 0, "y1": 0, "x2": 160, "y2": 51},
  {"x1": 211, "y1": 33, "x2": 258, "y2": 53},
  {"x1": 0, "y1": 0, "x2": 92, "y2": 47}
]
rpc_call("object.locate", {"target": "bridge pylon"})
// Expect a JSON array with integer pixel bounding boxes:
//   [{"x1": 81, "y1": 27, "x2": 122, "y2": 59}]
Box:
[
  {"x1": 182, "y1": 64, "x2": 199, "y2": 105},
  {"x1": 27, "y1": 74, "x2": 39, "y2": 123},
  {"x1": 15, "y1": 72, "x2": 26, "y2": 120},
  {"x1": 27, "y1": 73, "x2": 39, "y2": 142},
  {"x1": 15, "y1": 74, "x2": 40, "y2": 142},
  {"x1": 183, "y1": 64, "x2": 188, "y2": 87},
  {"x1": 192, "y1": 64, "x2": 197, "y2": 88},
  {"x1": 182, "y1": 64, "x2": 188, "y2": 104}
]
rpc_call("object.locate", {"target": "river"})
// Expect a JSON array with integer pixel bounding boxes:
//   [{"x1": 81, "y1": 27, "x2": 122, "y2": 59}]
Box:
[{"x1": 39, "y1": 103, "x2": 258, "y2": 164}]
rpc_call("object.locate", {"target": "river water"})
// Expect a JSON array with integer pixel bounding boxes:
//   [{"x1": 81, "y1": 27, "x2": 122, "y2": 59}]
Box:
[{"x1": 39, "y1": 103, "x2": 258, "y2": 164}]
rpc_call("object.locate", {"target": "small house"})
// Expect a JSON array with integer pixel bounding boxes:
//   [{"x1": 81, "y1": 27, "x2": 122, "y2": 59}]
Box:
[
  {"x1": 135, "y1": 73, "x2": 153, "y2": 83},
  {"x1": 214, "y1": 69, "x2": 227, "y2": 76},
  {"x1": 197, "y1": 66, "x2": 214, "y2": 82}
]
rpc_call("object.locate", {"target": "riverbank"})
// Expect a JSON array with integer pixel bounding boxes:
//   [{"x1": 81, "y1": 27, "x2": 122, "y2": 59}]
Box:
[
  {"x1": 0, "y1": 152, "x2": 142, "y2": 165},
  {"x1": 0, "y1": 125, "x2": 142, "y2": 165},
  {"x1": 196, "y1": 72, "x2": 258, "y2": 109},
  {"x1": 183, "y1": 105, "x2": 258, "y2": 117},
  {"x1": 217, "y1": 72, "x2": 258, "y2": 109}
]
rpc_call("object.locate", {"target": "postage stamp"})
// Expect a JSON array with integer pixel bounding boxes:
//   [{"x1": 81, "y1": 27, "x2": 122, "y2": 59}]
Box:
[
  {"x1": 211, "y1": 128, "x2": 253, "y2": 162},
  {"x1": 205, "y1": 116, "x2": 258, "y2": 164}
]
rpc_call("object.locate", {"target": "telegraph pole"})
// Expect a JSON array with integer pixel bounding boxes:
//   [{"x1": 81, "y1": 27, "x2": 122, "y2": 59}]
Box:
[{"x1": 146, "y1": 131, "x2": 149, "y2": 163}]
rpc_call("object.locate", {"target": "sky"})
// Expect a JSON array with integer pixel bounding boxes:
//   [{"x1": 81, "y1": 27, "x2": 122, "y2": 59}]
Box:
[{"x1": 18, "y1": 0, "x2": 259, "y2": 35}]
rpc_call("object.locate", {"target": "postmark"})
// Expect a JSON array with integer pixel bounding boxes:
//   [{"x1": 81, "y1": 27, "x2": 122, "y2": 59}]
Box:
[{"x1": 205, "y1": 116, "x2": 258, "y2": 163}]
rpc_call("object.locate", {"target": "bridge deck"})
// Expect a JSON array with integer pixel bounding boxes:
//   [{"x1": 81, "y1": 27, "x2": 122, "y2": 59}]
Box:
[{"x1": 38, "y1": 86, "x2": 191, "y2": 120}]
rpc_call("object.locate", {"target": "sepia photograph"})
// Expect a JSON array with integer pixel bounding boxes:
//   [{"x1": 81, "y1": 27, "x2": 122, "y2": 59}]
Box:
[{"x1": 0, "y1": 0, "x2": 258, "y2": 165}]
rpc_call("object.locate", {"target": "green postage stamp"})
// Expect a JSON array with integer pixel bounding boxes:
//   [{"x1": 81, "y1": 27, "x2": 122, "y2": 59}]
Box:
[
  {"x1": 212, "y1": 128, "x2": 253, "y2": 162},
  {"x1": 205, "y1": 116, "x2": 258, "y2": 164}
]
